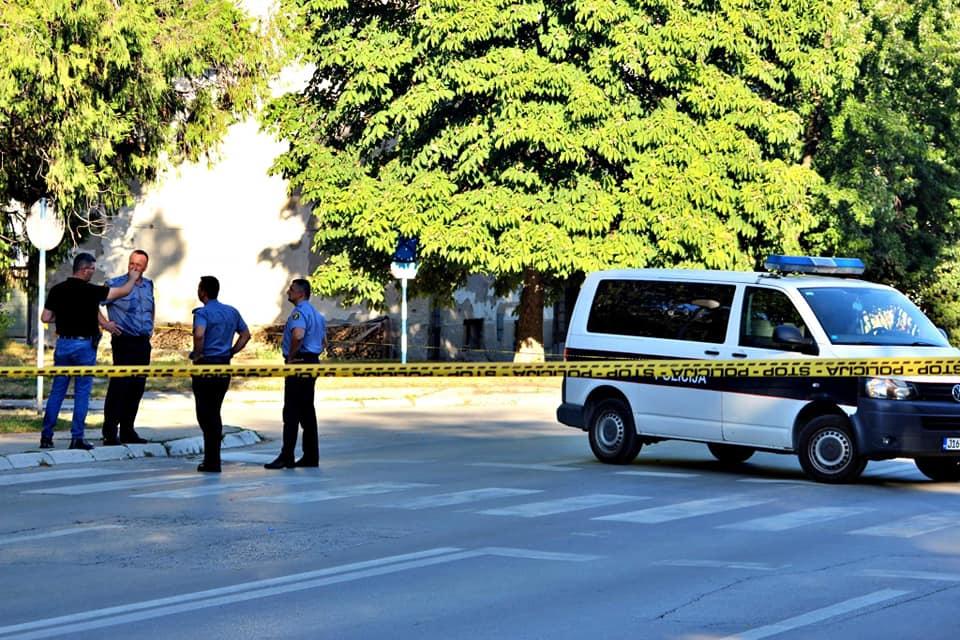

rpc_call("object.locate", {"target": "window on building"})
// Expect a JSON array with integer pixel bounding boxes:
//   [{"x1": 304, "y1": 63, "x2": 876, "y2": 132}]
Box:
[{"x1": 463, "y1": 319, "x2": 484, "y2": 350}]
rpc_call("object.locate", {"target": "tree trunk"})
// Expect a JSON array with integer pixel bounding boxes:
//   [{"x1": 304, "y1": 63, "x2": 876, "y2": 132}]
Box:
[{"x1": 514, "y1": 268, "x2": 545, "y2": 362}]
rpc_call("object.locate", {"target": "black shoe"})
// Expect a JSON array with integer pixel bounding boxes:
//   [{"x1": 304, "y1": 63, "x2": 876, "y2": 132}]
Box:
[
  {"x1": 294, "y1": 457, "x2": 319, "y2": 468},
  {"x1": 39, "y1": 437, "x2": 54, "y2": 449},
  {"x1": 119, "y1": 433, "x2": 148, "y2": 444},
  {"x1": 197, "y1": 462, "x2": 221, "y2": 473},
  {"x1": 69, "y1": 439, "x2": 94, "y2": 451},
  {"x1": 264, "y1": 456, "x2": 295, "y2": 470},
  {"x1": 102, "y1": 437, "x2": 122, "y2": 446}
]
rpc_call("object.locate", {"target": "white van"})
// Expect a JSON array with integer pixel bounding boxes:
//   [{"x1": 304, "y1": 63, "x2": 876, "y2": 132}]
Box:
[{"x1": 557, "y1": 256, "x2": 960, "y2": 483}]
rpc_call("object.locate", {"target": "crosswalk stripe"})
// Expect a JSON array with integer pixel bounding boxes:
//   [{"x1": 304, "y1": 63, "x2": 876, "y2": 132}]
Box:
[
  {"x1": 0, "y1": 468, "x2": 150, "y2": 487},
  {"x1": 479, "y1": 494, "x2": 644, "y2": 518},
  {"x1": 594, "y1": 496, "x2": 770, "y2": 524},
  {"x1": 244, "y1": 482, "x2": 433, "y2": 504},
  {"x1": 849, "y1": 512, "x2": 960, "y2": 538},
  {"x1": 131, "y1": 477, "x2": 323, "y2": 499},
  {"x1": 717, "y1": 507, "x2": 873, "y2": 531},
  {"x1": 469, "y1": 462, "x2": 579, "y2": 472},
  {"x1": 861, "y1": 569, "x2": 960, "y2": 582},
  {"x1": 384, "y1": 488, "x2": 542, "y2": 510},
  {"x1": 0, "y1": 525, "x2": 123, "y2": 546},
  {"x1": 22, "y1": 474, "x2": 196, "y2": 495},
  {"x1": 616, "y1": 471, "x2": 699, "y2": 478}
]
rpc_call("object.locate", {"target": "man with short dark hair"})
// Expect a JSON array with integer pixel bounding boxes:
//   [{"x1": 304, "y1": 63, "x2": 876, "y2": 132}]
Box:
[
  {"x1": 189, "y1": 276, "x2": 250, "y2": 472},
  {"x1": 99, "y1": 249, "x2": 154, "y2": 445},
  {"x1": 265, "y1": 278, "x2": 326, "y2": 469},
  {"x1": 40, "y1": 253, "x2": 142, "y2": 450}
]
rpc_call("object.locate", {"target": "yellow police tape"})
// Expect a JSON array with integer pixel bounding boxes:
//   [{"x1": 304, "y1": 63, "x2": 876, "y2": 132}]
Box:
[{"x1": 1, "y1": 357, "x2": 959, "y2": 379}]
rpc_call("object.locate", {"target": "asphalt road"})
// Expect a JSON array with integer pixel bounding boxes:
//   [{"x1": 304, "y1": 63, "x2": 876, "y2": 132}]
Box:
[{"x1": 1, "y1": 403, "x2": 959, "y2": 639}]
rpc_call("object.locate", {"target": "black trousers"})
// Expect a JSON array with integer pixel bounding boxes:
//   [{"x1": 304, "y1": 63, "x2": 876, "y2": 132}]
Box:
[
  {"x1": 281, "y1": 353, "x2": 319, "y2": 461},
  {"x1": 192, "y1": 373, "x2": 231, "y2": 466},
  {"x1": 102, "y1": 335, "x2": 152, "y2": 440}
]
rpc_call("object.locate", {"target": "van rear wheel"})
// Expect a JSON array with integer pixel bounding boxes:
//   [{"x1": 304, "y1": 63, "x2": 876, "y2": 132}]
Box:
[
  {"x1": 797, "y1": 415, "x2": 866, "y2": 483},
  {"x1": 707, "y1": 443, "x2": 755, "y2": 464},
  {"x1": 588, "y1": 398, "x2": 641, "y2": 464},
  {"x1": 915, "y1": 457, "x2": 960, "y2": 482}
]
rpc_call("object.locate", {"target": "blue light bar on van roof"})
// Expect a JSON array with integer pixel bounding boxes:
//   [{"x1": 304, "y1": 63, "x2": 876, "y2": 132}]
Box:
[{"x1": 764, "y1": 255, "x2": 865, "y2": 275}]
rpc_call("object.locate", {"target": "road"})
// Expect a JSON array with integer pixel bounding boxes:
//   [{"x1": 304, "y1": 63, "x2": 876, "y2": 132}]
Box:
[{"x1": 1, "y1": 402, "x2": 959, "y2": 639}]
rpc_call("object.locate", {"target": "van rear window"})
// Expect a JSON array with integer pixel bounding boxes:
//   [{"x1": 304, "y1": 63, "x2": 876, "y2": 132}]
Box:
[{"x1": 587, "y1": 280, "x2": 735, "y2": 343}]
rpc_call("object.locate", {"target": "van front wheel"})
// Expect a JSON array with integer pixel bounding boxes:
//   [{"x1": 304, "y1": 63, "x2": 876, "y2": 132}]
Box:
[
  {"x1": 797, "y1": 415, "x2": 866, "y2": 483},
  {"x1": 588, "y1": 398, "x2": 641, "y2": 464}
]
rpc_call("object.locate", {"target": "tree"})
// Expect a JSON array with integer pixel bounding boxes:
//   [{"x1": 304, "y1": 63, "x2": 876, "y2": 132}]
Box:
[
  {"x1": 0, "y1": 0, "x2": 273, "y2": 270},
  {"x1": 268, "y1": 0, "x2": 864, "y2": 359},
  {"x1": 806, "y1": 0, "x2": 960, "y2": 334}
]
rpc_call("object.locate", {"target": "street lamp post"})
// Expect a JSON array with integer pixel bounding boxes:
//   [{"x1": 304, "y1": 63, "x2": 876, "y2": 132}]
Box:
[{"x1": 25, "y1": 198, "x2": 65, "y2": 412}]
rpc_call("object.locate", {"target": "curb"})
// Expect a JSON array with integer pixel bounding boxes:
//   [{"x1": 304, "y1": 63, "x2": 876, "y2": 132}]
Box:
[{"x1": 0, "y1": 429, "x2": 262, "y2": 471}]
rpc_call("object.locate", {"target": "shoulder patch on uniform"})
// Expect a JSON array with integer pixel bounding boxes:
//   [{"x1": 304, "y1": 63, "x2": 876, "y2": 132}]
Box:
[{"x1": 292, "y1": 311, "x2": 301, "y2": 320}]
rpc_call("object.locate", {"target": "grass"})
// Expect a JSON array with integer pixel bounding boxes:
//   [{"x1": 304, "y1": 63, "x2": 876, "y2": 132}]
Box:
[{"x1": 0, "y1": 408, "x2": 103, "y2": 434}]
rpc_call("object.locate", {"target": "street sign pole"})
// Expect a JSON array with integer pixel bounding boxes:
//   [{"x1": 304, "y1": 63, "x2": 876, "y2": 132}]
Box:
[
  {"x1": 390, "y1": 261, "x2": 419, "y2": 365},
  {"x1": 26, "y1": 198, "x2": 64, "y2": 413}
]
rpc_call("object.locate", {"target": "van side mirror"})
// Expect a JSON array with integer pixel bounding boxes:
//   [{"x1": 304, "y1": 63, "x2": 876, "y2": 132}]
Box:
[{"x1": 772, "y1": 325, "x2": 819, "y2": 355}]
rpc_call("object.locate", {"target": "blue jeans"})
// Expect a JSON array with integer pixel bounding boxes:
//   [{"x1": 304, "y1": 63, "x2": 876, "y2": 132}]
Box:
[{"x1": 41, "y1": 338, "x2": 97, "y2": 439}]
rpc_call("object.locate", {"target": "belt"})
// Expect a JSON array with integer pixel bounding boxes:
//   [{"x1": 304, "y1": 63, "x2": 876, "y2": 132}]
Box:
[{"x1": 59, "y1": 336, "x2": 95, "y2": 340}]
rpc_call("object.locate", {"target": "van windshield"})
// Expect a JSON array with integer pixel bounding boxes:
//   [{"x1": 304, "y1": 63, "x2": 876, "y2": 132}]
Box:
[{"x1": 799, "y1": 286, "x2": 949, "y2": 347}]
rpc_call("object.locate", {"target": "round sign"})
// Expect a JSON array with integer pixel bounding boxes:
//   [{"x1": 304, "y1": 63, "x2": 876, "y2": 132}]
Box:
[{"x1": 26, "y1": 198, "x2": 65, "y2": 250}]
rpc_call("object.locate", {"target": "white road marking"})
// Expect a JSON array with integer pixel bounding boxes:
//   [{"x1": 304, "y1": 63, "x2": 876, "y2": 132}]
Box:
[
  {"x1": 384, "y1": 488, "x2": 542, "y2": 510},
  {"x1": 861, "y1": 569, "x2": 960, "y2": 582},
  {"x1": 720, "y1": 589, "x2": 909, "y2": 640},
  {"x1": 244, "y1": 482, "x2": 433, "y2": 504},
  {"x1": 0, "y1": 468, "x2": 150, "y2": 487},
  {"x1": 616, "y1": 470, "x2": 699, "y2": 478},
  {"x1": 478, "y1": 547, "x2": 600, "y2": 561},
  {"x1": 219, "y1": 452, "x2": 276, "y2": 464},
  {"x1": 346, "y1": 458, "x2": 434, "y2": 465},
  {"x1": 469, "y1": 462, "x2": 580, "y2": 472},
  {"x1": 131, "y1": 477, "x2": 321, "y2": 499},
  {"x1": 654, "y1": 559, "x2": 789, "y2": 572},
  {"x1": 0, "y1": 546, "x2": 598, "y2": 639},
  {"x1": 22, "y1": 474, "x2": 197, "y2": 495},
  {"x1": 850, "y1": 512, "x2": 960, "y2": 538},
  {"x1": 479, "y1": 494, "x2": 644, "y2": 518},
  {"x1": 0, "y1": 547, "x2": 461, "y2": 639},
  {"x1": 594, "y1": 496, "x2": 771, "y2": 524},
  {"x1": 0, "y1": 525, "x2": 123, "y2": 546},
  {"x1": 718, "y1": 507, "x2": 874, "y2": 532}
]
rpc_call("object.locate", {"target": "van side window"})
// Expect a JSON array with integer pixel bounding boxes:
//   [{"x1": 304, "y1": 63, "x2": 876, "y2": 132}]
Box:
[
  {"x1": 587, "y1": 280, "x2": 735, "y2": 343},
  {"x1": 740, "y1": 287, "x2": 808, "y2": 349}
]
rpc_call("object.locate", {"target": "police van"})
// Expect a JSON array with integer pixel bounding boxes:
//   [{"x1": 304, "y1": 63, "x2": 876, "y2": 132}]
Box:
[{"x1": 556, "y1": 256, "x2": 960, "y2": 483}]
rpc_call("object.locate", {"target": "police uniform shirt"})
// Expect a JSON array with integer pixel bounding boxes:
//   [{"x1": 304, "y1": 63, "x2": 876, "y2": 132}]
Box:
[
  {"x1": 282, "y1": 301, "x2": 326, "y2": 358},
  {"x1": 193, "y1": 299, "x2": 249, "y2": 359},
  {"x1": 45, "y1": 278, "x2": 110, "y2": 337},
  {"x1": 103, "y1": 274, "x2": 155, "y2": 336}
]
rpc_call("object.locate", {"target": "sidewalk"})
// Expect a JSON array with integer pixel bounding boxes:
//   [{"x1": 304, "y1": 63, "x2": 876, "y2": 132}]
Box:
[{"x1": 0, "y1": 378, "x2": 561, "y2": 470}]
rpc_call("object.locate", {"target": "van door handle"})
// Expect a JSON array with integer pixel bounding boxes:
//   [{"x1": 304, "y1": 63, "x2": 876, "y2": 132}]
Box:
[
  {"x1": 732, "y1": 352, "x2": 748, "y2": 358},
  {"x1": 704, "y1": 350, "x2": 720, "y2": 356}
]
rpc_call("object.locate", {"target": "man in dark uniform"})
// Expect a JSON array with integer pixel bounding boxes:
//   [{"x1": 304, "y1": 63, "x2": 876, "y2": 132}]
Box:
[
  {"x1": 189, "y1": 276, "x2": 250, "y2": 473},
  {"x1": 99, "y1": 249, "x2": 154, "y2": 445},
  {"x1": 265, "y1": 278, "x2": 326, "y2": 469},
  {"x1": 40, "y1": 253, "x2": 142, "y2": 450}
]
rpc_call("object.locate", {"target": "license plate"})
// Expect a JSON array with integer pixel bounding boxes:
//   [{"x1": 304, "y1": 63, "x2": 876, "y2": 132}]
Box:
[{"x1": 944, "y1": 437, "x2": 960, "y2": 451}]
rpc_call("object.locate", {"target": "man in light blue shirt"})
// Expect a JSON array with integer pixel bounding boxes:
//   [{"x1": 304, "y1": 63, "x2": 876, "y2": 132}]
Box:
[
  {"x1": 99, "y1": 249, "x2": 154, "y2": 445},
  {"x1": 265, "y1": 278, "x2": 326, "y2": 469},
  {"x1": 190, "y1": 275, "x2": 250, "y2": 472}
]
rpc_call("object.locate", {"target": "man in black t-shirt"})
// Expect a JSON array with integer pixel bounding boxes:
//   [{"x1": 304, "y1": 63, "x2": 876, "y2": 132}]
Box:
[{"x1": 40, "y1": 253, "x2": 142, "y2": 450}]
